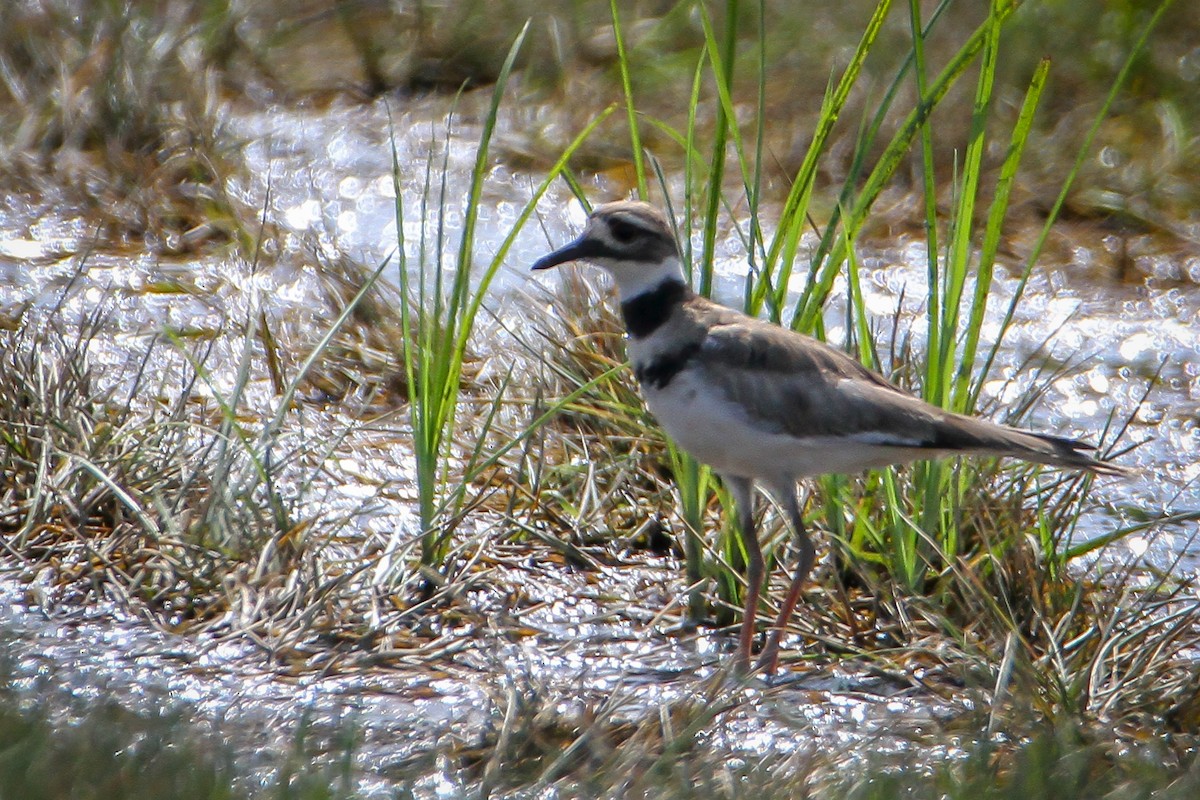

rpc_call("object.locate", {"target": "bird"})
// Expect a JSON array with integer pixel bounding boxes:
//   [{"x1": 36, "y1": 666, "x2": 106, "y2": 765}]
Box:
[{"x1": 531, "y1": 199, "x2": 1127, "y2": 675}]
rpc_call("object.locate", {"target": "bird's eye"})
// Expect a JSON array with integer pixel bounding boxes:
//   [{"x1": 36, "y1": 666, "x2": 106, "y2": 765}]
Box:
[{"x1": 610, "y1": 219, "x2": 638, "y2": 243}]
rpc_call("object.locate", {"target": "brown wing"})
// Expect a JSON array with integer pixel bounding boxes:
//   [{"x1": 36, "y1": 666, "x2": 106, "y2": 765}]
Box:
[
  {"x1": 689, "y1": 305, "x2": 1123, "y2": 473},
  {"x1": 692, "y1": 309, "x2": 943, "y2": 443}
]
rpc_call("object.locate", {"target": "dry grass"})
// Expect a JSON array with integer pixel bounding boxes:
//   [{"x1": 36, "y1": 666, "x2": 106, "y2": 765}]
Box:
[
  {"x1": 0, "y1": 230, "x2": 1197, "y2": 797},
  {"x1": 0, "y1": 1, "x2": 1197, "y2": 795},
  {"x1": 2, "y1": 2, "x2": 1197, "y2": 255},
  {"x1": 416, "y1": 176, "x2": 1200, "y2": 744},
  {"x1": 0, "y1": 1, "x2": 255, "y2": 250}
]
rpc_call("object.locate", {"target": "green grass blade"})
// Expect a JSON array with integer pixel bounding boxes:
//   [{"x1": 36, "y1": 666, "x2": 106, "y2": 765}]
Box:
[
  {"x1": 790, "y1": 0, "x2": 1018, "y2": 333},
  {"x1": 930, "y1": 0, "x2": 1002, "y2": 408},
  {"x1": 694, "y1": 0, "x2": 740, "y2": 298},
  {"x1": 610, "y1": 0, "x2": 647, "y2": 200},
  {"x1": 908, "y1": 0, "x2": 942, "y2": 407},
  {"x1": 752, "y1": 0, "x2": 895, "y2": 318},
  {"x1": 958, "y1": 57, "x2": 1050, "y2": 411}
]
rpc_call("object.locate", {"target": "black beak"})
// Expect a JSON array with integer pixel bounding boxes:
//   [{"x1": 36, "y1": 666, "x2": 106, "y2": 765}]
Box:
[{"x1": 531, "y1": 236, "x2": 606, "y2": 271}]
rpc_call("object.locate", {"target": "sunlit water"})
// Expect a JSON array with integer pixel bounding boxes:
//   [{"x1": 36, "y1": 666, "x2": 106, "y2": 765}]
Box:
[
  {"x1": 0, "y1": 92, "x2": 1196, "y2": 790},
  {"x1": 261, "y1": 96, "x2": 1198, "y2": 559},
  {"x1": 0, "y1": 559, "x2": 965, "y2": 796}
]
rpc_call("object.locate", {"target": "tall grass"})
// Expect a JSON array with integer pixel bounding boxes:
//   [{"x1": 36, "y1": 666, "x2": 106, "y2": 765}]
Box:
[
  {"x1": 828, "y1": 0, "x2": 1043, "y2": 590},
  {"x1": 388, "y1": 24, "x2": 626, "y2": 573},
  {"x1": 0, "y1": 1, "x2": 1194, "y2": 795},
  {"x1": 593, "y1": 0, "x2": 1174, "y2": 654},
  {"x1": 0, "y1": 244, "x2": 394, "y2": 646},
  {"x1": 827, "y1": 0, "x2": 1173, "y2": 593},
  {"x1": 0, "y1": 1, "x2": 253, "y2": 249}
]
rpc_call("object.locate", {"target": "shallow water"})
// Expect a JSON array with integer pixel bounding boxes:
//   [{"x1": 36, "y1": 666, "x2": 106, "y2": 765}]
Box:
[
  {"x1": 0, "y1": 89, "x2": 1197, "y2": 791},
  {"x1": 228, "y1": 93, "x2": 1199, "y2": 564},
  {"x1": 0, "y1": 556, "x2": 968, "y2": 796}
]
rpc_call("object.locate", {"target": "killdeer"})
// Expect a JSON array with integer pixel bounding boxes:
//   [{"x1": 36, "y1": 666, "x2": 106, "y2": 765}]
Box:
[{"x1": 532, "y1": 200, "x2": 1127, "y2": 675}]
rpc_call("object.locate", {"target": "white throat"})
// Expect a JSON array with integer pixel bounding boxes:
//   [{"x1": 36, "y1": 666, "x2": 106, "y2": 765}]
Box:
[{"x1": 607, "y1": 255, "x2": 686, "y2": 302}]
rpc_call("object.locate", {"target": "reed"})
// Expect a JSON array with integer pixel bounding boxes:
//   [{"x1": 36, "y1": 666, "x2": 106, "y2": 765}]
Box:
[
  {"x1": 388, "y1": 25, "x2": 627, "y2": 572},
  {"x1": 587, "y1": 0, "x2": 1174, "y2": 660}
]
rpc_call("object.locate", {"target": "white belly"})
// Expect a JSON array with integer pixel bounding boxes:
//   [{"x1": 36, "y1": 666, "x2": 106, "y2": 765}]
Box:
[{"x1": 641, "y1": 368, "x2": 932, "y2": 482}]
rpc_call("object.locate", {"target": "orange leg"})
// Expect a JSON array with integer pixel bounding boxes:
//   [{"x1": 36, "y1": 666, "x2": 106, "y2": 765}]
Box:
[{"x1": 756, "y1": 484, "x2": 815, "y2": 674}]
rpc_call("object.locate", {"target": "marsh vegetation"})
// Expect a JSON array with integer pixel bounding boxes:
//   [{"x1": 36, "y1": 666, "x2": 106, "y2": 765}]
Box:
[{"x1": 0, "y1": 0, "x2": 1198, "y2": 797}]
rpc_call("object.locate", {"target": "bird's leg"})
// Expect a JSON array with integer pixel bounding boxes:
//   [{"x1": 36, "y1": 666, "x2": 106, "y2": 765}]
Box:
[
  {"x1": 721, "y1": 475, "x2": 762, "y2": 675},
  {"x1": 757, "y1": 483, "x2": 815, "y2": 674}
]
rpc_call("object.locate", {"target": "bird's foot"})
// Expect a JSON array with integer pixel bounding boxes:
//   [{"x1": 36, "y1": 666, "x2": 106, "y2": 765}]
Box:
[
  {"x1": 731, "y1": 651, "x2": 752, "y2": 678},
  {"x1": 755, "y1": 633, "x2": 784, "y2": 676}
]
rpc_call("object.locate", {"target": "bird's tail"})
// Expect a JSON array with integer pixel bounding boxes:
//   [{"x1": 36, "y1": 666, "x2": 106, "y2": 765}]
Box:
[
  {"x1": 929, "y1": 410, "x2": 1131, "y2": 477},
  {"x1": 983, "y1": 425, "x2": 1131, "y2": 477}
]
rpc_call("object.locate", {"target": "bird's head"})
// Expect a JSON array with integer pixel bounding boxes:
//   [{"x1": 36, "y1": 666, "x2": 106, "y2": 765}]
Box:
[{"x1": 532, "y1": 201, "x2": 683, "y2": 298}]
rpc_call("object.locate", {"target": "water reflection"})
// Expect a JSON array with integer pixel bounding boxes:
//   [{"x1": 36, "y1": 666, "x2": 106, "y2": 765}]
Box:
[{"x1": 0, "y1": 89, "x2": 1197, "y2": 793}]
